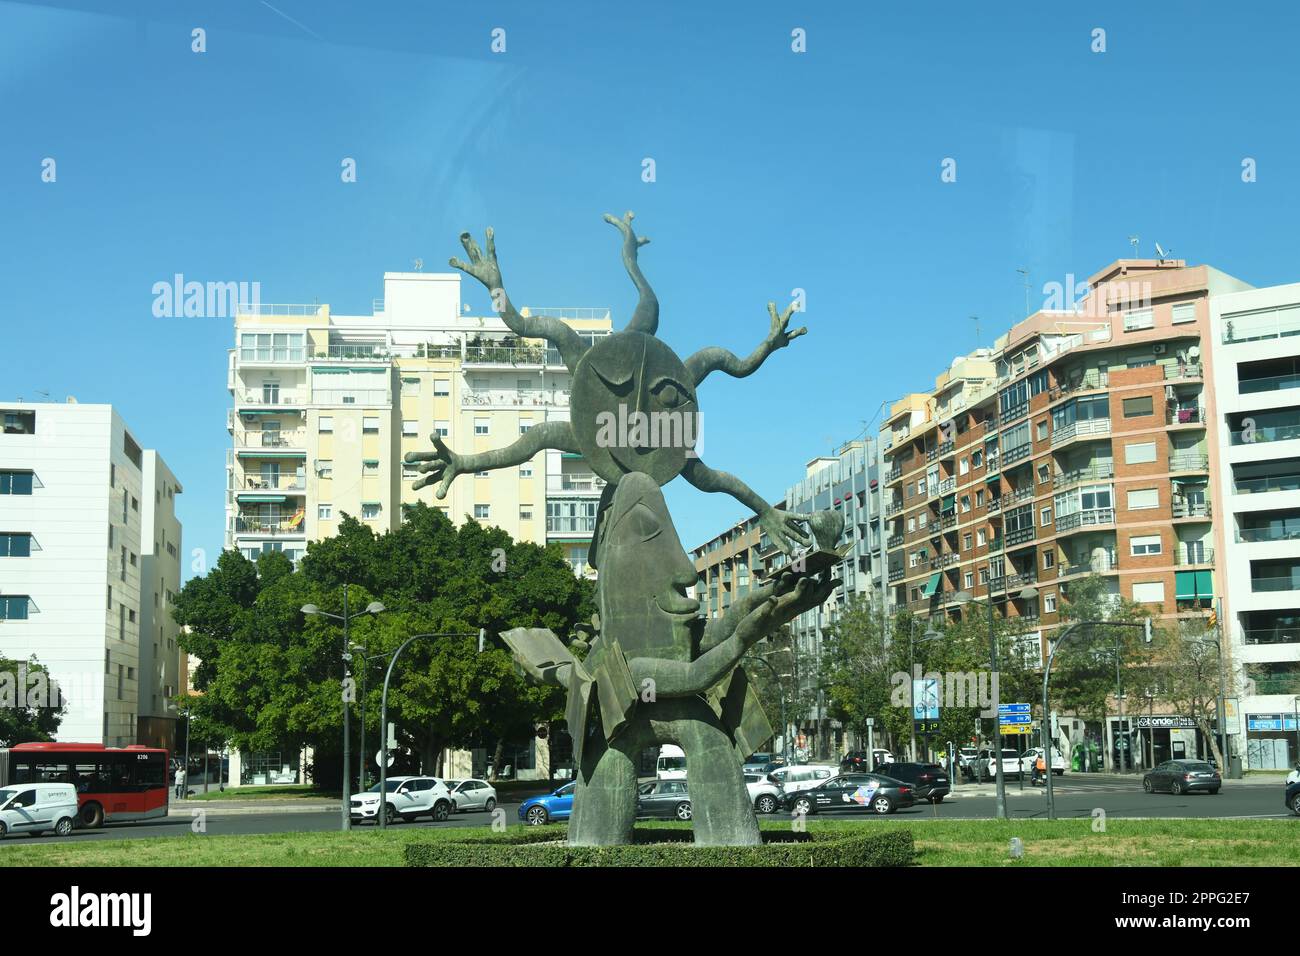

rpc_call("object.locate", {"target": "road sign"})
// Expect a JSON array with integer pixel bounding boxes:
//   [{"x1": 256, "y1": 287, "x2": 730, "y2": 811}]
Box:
[
  {"x1": 374, "y1": 750, "x2": 395, "y2": 768},
  {"x1": 999, "y1": 703, "x2": 1030, "y2": 714},
  {"x1": 1000, "y1": 723, "x2": 1033, "y2": 735}
]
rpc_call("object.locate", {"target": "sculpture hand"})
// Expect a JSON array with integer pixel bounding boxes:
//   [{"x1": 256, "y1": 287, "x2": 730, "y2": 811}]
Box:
[
  {"x1": 765, "y1": 301, "x2": 807, "y2": 351},
  {"x1": 404, "y1": 435, "x2": 463, "y2": 499},
  {"x1": 760, "y1": 507, "x2": 812, "y2": 555},
  {"x1": 603, "y1": 210, "x2": 650, "y2": 248},
  {"x1": 734, "y1": 577, "x2": 828, "y2": 650},
  {"x1": 449, "y1": 228, "x2": 504, "y2": 295}
]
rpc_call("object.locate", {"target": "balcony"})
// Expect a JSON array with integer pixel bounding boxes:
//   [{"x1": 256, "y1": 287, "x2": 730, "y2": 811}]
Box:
[
  {"x1": 1167, "y1": 406, "x2": 1206, "y2": 426},
  {"x1": 885, "y1": 501, "x2": 903, "y2": 517},
  {"x1": 987, "y1": 537, "x2": 1004, "y2": 553},
  {"x1": 1168, "y1": 453, "x2": 1209, "y2": 472},
  {"x1": 885, "y1": 467, "x2": 903, "y2": 484},
  {"x1": 1221, "y1": 308, "x2": 1300, "y2": 344},
  {"x1": 546, "y1": 515, "x2": 597, "y2": 534},
  {"x1": 1051, "y1": 418, "x2": 1111, "y2": 447},
  {"x1": 1053, "y1": 463, "x2": 1114, "y2": 490},
  {"x1": 1239, "y1": 371, "x2": 1300, "y2": 395},
  {"x1": 546, "y1": 473, "x2": 607, "y2": 494},
  {"x1": 1056, "y1": 508, "x2": 1115, "y2": 532},
  {"x1": 1230, "y1": 422, "x2": 1300, "y2": 446},
  {"x1": 1063, "y1": 551, "x2": 1117, "y2": 577},
  {"x1": 985, "y1": 453, "x2": 1001, "y2": 476},
  {"x1": 1007, "y1": 526, "x2": 1036, "y2": 547},
  {"x1": 1174, "y1": 547, "x2": 1215, "y2": 565},
  {"x1": 1003, "y1": 444, "x2": 1033, "y2": 465},
  {"x1": 233, "y1": 515, "x2": 304, "y2": 536},
  {"x1": 938, "y1": 476, "x2": 957, "y2": 495},
  {"x1": 887, "y1": 534, "x2": 904, "y2": 549},
  {"x1": 888, "y1": 567, "x2": 905, "y2": 583},
  {"x1": 987, "y1": 497, "x2": 1002, "y2": 514},
  {"x1": 1237, "y1": 525, "x2": 1300, "y2": 543},
  {"x1": 1051, "y1": 370, "x2": 1109, "y2": 401},
  {"x1": 1252, "y1": 576, "x2": 1300, "y2": 594},
  {"x1": 463, "y1": 388, "x2": 571, "y2": 409},
  {"x1": 940, "y1": 514, "x2": 957, "y2": 531},
  {"x1": 1006, "y1": 570, "x2": 1038, "y2": 589},
  {"x1": 1172, "y1": 500, "x2": 1211, "y2": 519},
  {"x1": 927, "y1": 440, "x2": 954, "y2": 462},
  {"x1": 1000, "y1": 403, "x2": 1029, "y2": 426},
  {"x1": 1005, "y1": 485, "x2": 1035, "y2": 506},
  {"x1": 463, "y1": 343, "x2": 558, "y2": 367},
  {"x1": 1163, "y1": 363, "x2": 1203, "y2": 381},
  {"x1": 235, "y1": 430, "x2": 306, "y2": 450},
  {"x1": 1234, "y1": 474, "x2": 1300, "y2": 496},
  {"x1": 1244, "y1": 626, "x2": 1300, "y2": 645},
  {"x1": 930, "y1": 552, "x2": 959, "y2": 569},
  {"x1": 239, "y1": 475, "x2": 306, "y2": 492},
  {"x1": 234, "y1": 391, "x2": 304, "y2": 410}
]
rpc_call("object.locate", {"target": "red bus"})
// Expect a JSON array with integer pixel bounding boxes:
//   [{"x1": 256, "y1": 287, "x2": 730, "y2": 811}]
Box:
[{"x1": 0, "y1": 742, "x2": 169, "y2": 828}]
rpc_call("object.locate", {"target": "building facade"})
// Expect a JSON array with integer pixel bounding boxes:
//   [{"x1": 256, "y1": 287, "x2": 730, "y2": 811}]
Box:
[
  {"x1": 0, "y1": 401, "x2": 184, "y2": 751},
  {"x1": 881, "y1": 259, "x2": 1252, "y2": 768},
  {"x1": 1210, "y1": 284, "x2": 1300, "y2": 769}
]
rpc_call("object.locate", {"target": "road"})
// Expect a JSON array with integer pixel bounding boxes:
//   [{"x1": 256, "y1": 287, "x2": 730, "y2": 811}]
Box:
[{"x1": 3, "y1": 775, "x2": 1290, "y2": 847}]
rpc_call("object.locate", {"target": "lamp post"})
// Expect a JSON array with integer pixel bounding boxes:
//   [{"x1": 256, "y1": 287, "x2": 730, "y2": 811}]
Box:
[
  {"x1": 302, "y1": 586, "x2": 386, "y2": 832},
  {"x1": 378, "y1": 630, "x2": 481, "y2": 830},
  {"x1": 181, "y1": 701, "x2": 191, "y2": 800},
  {"x1": 1042, "y1": 618, "x2": 1151, "y2": 819}
]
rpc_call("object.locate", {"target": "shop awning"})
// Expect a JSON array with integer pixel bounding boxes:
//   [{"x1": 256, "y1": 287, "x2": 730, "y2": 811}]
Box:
[
  {"x1": 941, "y1": 494, "x2": 956, "y2": 512},
  {"x1": 237, "y1": 451, "x2": 306, "y2": 459},
  {"x1": 238, "y1": 494, "x2": 287, "y2": 503},
  {"x1": 921, "y1": 572, "x2": 942, "y2": 597},
  {"x1": 1175, "y1": 571, "x2": 1197, "y2": 600},
  {"x1": 1195, "y1": 570, "x2": 1213, "y2": 598}
]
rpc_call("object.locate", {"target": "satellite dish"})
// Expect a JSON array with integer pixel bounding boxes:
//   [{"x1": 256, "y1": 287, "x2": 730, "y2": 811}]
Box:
[
  {"x1": 1155, "y1": 242, "x2": 1168, "y2": 260},
  {"x1": 1187, "y1": 345, "x2": 1201, "y2": 361}
]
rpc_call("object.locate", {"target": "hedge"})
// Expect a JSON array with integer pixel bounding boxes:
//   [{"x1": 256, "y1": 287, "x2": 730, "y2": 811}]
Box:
[{"x1": 404, "y1": 826, "x2": 915, "y2": 868}]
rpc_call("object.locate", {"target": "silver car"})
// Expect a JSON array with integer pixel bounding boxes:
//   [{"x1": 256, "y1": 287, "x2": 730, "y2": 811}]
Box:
[{"x1": 444, "y1": 778, "x2": 498, "y2": 813}]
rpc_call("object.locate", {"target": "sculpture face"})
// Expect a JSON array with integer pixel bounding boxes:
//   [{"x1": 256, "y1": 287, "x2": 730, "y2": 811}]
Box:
[
  {"x1": 570, "y1": 331, "x2": 699, "y2": 486},
  {"x1": 595, "y1": 472, "x2": 699, "y2": 661}
]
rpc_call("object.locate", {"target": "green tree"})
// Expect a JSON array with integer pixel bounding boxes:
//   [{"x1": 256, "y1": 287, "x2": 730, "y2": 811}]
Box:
[
  {"x1": 1147, "y1": 618, "x2": 1233, "y2": 769},
  {"x1": 174, "y1": 504, "x2": 593, "y2": 787},
  {"x1": 0, "y1": 655, "x2": 65, "y2": 744}
]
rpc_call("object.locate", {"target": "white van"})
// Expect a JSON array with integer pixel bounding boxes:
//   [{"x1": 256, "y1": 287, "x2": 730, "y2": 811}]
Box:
[
  {"x1": 0, "y1": 782, "x2": 79, "y2": 838},
  {"x1": 656, "y1": 745, "x2": 687, "y2": 780}
]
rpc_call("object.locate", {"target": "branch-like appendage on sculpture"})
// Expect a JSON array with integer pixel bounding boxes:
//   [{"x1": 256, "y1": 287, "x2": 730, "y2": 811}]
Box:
[
  {"x1": 627, "y1": 573, "x2": 834, "y2": 696},
  {"x1": 603, "y1": 211, "x2": 658, "y2": 335},
  {"x1": 681, "y1": 457, "x2": 811, "y2": 555},
  {"x1": 450, "y1": 228, "x2": 590, "y2": 372},
  {"x1": 404, "y1": 420, "x2": 579, "y2": 498},
  {"x1": 683, "y1": 301, "x2": 807, "y2": 387}
]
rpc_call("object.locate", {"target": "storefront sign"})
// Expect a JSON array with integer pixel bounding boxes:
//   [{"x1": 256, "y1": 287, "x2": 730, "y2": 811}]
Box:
[
  {"x1": 1135, "y1": 715, "x2": 1198, "y2": 729},
  {"x1": 1246, "y1": 713, "x2": 1298, "y2": 732}
]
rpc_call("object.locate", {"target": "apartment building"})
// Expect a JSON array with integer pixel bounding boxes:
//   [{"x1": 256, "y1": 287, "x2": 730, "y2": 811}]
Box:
[
  {"x1": 881, "y1": 258, "x2": 1252, "y2": 767},
  {"x1": 226, "y1": 272, "x2": 611, "y2": 577},
  {"x1": 0, "y1": 401, "x2": 184, "y2": 750},
  {"x1": 1210, "y1": 284, "x2": 1300, "y2": 769}
]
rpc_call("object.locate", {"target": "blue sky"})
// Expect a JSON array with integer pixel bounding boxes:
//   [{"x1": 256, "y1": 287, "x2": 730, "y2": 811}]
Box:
[{"x1": 3, "y1": 0, "x2": 1299, "y2": 577}]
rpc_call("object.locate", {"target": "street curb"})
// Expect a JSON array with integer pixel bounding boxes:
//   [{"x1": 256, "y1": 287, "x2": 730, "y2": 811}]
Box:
[{"x1": 168, "y1": 804, "x2": 341, "y2": 816}]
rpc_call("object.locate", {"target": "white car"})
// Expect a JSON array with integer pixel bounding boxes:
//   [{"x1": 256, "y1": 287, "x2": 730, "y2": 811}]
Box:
[
  {"x1": 972, "y1": 749, "x2": 1023, "y2": 781},
  {"x1": 744, "y1": 772, "x2": 784, "y2": 813},
  {"x1": 445, "y1": 778, "x2": 498, "y2": 813},
  {"x1": 350, "y1": 775, "x2": 453, "y2": 825},
  {"x1": 1019, "y1": 747, "x2": 1067, "y2": 776},
  {"x1": 768, "y1": 764, "x2": 837, "y2": 794},
  {"x1": 0, "y1": 782, "x2": 78, "y2": 838}
]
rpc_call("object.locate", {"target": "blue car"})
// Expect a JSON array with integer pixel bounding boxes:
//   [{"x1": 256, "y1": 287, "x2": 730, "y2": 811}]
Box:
[{"x1": 518, "y1": 781, "x2": 575, "y2": 825}]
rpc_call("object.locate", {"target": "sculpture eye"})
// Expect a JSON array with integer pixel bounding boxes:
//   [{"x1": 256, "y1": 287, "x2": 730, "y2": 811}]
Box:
[
  {"x1": 627, "y1": 502, "x2": 662, "y2": 542},
  {"x1": 651, "y1": 378, "x2": 691, "y2": 409}
]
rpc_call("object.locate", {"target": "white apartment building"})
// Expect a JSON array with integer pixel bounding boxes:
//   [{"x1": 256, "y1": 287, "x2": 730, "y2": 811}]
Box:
[
  {"x1": 226, "y1": 272, "x2": 610, "y2": 576},
  {"x1": 1211, "y1": 285, "x2": 1300, "y2": 769},
  {"x1": 0, "y1": 401, "x2": 184, "y2": 751}
]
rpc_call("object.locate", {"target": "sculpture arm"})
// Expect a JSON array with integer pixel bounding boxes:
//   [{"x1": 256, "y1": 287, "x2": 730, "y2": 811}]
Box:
[
  {"x1": 683, "y1": 301, "x2": 806, "y2": 386},
  {"x1": 682, "y1": 458, "x2": 811, "y2": 555},
  {"x1": 404, "y1": 421, "x2": 579, "y2": 498}
]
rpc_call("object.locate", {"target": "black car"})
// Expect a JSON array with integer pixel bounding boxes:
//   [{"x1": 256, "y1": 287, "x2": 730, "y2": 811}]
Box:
[
  {"x1": 1142, "y1": 759, "x2": 1221, "y2": 795},
  {"x1": 782, "y1": 773, "x2": 914, "y2": 816},
  {"x1": 1286, "y1": 780, "x2": 1300, "y2": 816},
  {"x1": 883, "y1": 762, "x2": 950, "y2": 803},
  {"x1": 636, "y1": 779, "x2": 692, "y2": 821}
]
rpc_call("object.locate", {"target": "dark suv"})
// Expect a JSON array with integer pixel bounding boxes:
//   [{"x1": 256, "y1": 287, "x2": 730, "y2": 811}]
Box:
[{"x1": 882, "y1": 762, "x2": 950, "y2": 803}]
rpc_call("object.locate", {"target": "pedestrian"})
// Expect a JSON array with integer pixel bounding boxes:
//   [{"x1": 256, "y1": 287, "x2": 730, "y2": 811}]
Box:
[{"x1": 174, "y1": 765, "x2": 186, "y2": 799}]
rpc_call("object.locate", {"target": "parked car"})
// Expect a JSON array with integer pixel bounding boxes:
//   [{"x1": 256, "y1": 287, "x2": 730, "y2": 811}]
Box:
[
  {"x1": 350, "y1": 776, "x2": 453, "y2": 825},
  {"x1": 743, "y1": 753, "x2": 777, "y2": 774},
  {"x1": 744, "y1": 772, "x2": 784, "y2": 814},
  {"x1": 1287, "y1": 779, "x2": 1300, "y2": 816},
  {"x1": 883, "y1": 762, "x2": 950, "y2": 803},
  {"x1": 444, "y1": 778, "x2": 497, "y2": 813},
  {"x1": 783, "y1": 773, "x2": 914, "y2": 816},
  {"x1": 0, "y1": 782, "x2": 78, "y2": 838},
  {"x1": 1018, "y1": 747, "x2": 1067, "y2": 776},
  {"x1": 1286, "y1": 765, "x2": 1300, "y2": 787},
  {"x1": 972, "y1": 748, "x2": 1023, "y2": 782},
  {"x1": 636, "y1": 779, "x2": 692, "y2": 821},
  {"x1": 518, "y1": 781, "x2": 576, "y2": 825},
  {"x1": 1142, "y1": 759, "x2": 1221, "y2": 795},
  {"x1": 956, "y1": 747, "x2": 979, "y2": 774},
  {"x1": 769, "y1": 764, "x2": 837, "y2": 793}
]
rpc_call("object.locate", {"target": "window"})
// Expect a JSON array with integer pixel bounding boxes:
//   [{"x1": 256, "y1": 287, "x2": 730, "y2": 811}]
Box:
[
  {"x1": 520, "y1": 507, "x2": 534, "y2": 521},
  {"x1": 1127, "y1": 488, "x2": 1159, "y2": 510},
  {"x1": 363, "y1": 417, "x2": 380, "y2": 433},
  {"x1": 978, "y1": 568, "x2": 990, "y2": 585},
  {"x1": 976, "y1": 489, "x2": 985, "y2": 507},
  {"x1": 434, "y1": 420, "x2": 450, "y2": 438},
  {"x1": 1042, "y1": 549, "x2": 1054, "y2": 569},
  {"x1": 960, "y1": 495, "x2": 971, "y2": 513},
  {"x1": 1037, "y1": 420, "x2": 1048, "y2": 441},
  {"x1": 434, "y1": 379, "x2": 450, "y2": 397},
  {"x1": 1124, "y1": 308, "x2": 1154, "y2": 331},
  {"x1": 963, "y1": 533, "x2": 972, "y2": 551},
  {"x1": 403, "y1": 463, "x2": 420, "y2": 479},
  {"x1": 131, "y1": 496, "x2": 138, "y2": 512},
  {"x1": 317, "y1": 460, "x2": 333, "y2": 478},
  {"x1": 363, "y1": 460, "x2": 379, "y2": 474},
  {"x1": 1122, "y1": 396, "x2": 1153, "y2": 418},
  {"x1": 0, "y1": 533, "x2": 32, "y2": 557},
  {"x1": 977, "y1": 529, "x2": 987, "y2": 546},
  {"x1": 907, "y1": 516, "x2": 916, "y2": 533},
  {"x1": 0, "y1": 470, "x2": 33, "y2": 496},
  {"x1": 361, "y1": 503, "x2": 381, "y2": 520},
  {"x1": 474, "y1": 418, "x2": 490, "y2": 436},
  {"x1": 959, "y1": 458, "x2": 970, "y2": 476},
  {"x1": 519, "y1": 418, "x2": 533, "y2": 434},
  {"x1": 519, "y1": 463, "x2": 533, "y2": 479},
  {"x1": 964, "y1": 572, "x2": 974, "y2": 589},
  {"x1": 918, "y1": 512, "x2": 928, "y2": 528},
  {"x1": 475, "y1": 470, "x2": 489, "y2": 478},
  {"x1": 402, "y1": 420, "x2": 418, "y2": 437},
  {"x1": 1130, "y1": 534, "x2": 1162, "y2": 556},
  {"x1": 401, "y1": 377, "x2": 420, "y2": 397},
  {"x1": 1040, "y1": 506, "x2": 1052, "y2": 526},
  {"x1": 318, "y1": 504, "x2": 332, "y2": 520},
  {"x1": 319, "y1": 417, "x2": 334, "y2": 433},
  {"x1": 0, "y1": 596, "x2": 30, "y2": 620},
  {"x1": 1124, "y1": 441, "x2": 1157, "y2": 465},
  {"x1": 1132, "y1": 581, "x2": 1165, "y2": 604},
  {"x1": 1, "y1": 410, "x2": 36, "y2": 434},
  {"x1": 972, "y1": 450, "x2": 983, "y2": 468},
  {"x1": 1172, "y1": 302, "x2": 1196, "y2": 325},
  {"x1": 1044, "y1": 592, "x2": 1057, "y2": 613},
  {"x1": 473, "y1": 504, "x2": 490, "y2": 520}
]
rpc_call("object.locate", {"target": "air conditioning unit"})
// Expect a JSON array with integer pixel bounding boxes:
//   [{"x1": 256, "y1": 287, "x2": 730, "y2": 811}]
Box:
[{"x1": 1152, "y1": 343, "x2": 1167, "y2": 355}]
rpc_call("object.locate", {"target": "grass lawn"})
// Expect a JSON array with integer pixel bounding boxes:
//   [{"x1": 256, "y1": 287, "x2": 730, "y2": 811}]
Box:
[{"x1": 1, "y1": 818, "x2": 1294, "y2": 867}]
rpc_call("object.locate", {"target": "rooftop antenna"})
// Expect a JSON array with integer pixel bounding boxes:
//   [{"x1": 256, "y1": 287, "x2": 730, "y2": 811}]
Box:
[
  {"x1": 1016, "y1": 268, "x2": 1031, "y2": 318},
  {"x1": 413, "y1": 258, "x2": 424, "y2": 272},
  {"x1": 1155, "y1": 242, "x2": 1171, "y2": 262},
  {"x1": 971, "y1": 315, "x2": 981, "y2": 347},
  {"x1": 35, "y1": 390, "x2": 50, "y2": 402},
  {"x1": 1129, "y1": 235, "x2": 1140, "y2": 257}
]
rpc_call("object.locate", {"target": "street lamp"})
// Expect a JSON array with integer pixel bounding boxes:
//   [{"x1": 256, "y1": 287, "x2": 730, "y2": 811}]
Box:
[{"x1": 302, "y1": 586, "x2": 386, "y2": 831}]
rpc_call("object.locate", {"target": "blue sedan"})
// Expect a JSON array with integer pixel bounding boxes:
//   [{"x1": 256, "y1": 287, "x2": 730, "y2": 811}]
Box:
[{"x1": 518, "y1": 781, "x2": 576, "y2": 825}]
